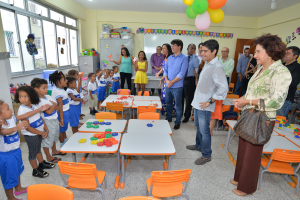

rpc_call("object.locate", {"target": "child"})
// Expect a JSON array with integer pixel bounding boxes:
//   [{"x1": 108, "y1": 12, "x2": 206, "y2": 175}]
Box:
[
  {"x1": 112, "y1": 66, "x2": 120, "y2": 94},
  {"x1": 31, "y1": 78, "x2": 63, "y2": 162},
  {"x1": 96, "y1": 69, "x2": 109, "y2": 111},
  {"x1": 15, "y1": 86, "x2": 55, "y2": 178},
  {"x1": 134, "y1": 51, "x2": 148, "y2": 93},
  {"x1": 0, "y1": 100, "x2": 50, "y2": 199},
  {"x1": 49, "y1": 71, "x2": 69, "y2": 147},
  {"x1": 106, "y1": 70, "x2": 113, "y2": 97},
  {"x1": 88, "y1": 73, "x2": 98, "y2": 115},
  {"x1": 66, "y1": 76, "x2": 83, "y2": 134}
]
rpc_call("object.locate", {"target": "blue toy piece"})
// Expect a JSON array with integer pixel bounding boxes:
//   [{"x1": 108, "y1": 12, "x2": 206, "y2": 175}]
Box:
[
  {"x1": 105, "y1": 122, "x2": 112, "y2": 125},
  {"x1": 295, "y1": 135, "x2": 300, "y2": 138},
  {"x1": 93, "y1": 121, "x2": 100, "y2": 125},
  {"x1": 147, "y1": 123, "x2": 153, "y2": 127},
  {"x1": 279, "y1": 124, "x2": 283, "y2": 127},
  {"x1": 100, "y1": 122, "x2": 106, "y2": 125},
  {"x1": 112, "y1": 132, "x2": 118, "y2": 136}
]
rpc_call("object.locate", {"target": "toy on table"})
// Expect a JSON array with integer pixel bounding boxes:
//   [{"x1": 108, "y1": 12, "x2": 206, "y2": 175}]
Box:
[
  {"x1": 112, "y1": 100, "x2": 123, "y2": 103},
  {"x1": 93, "y1": 121, "x2": 100, "y2": 125},
  {"x1": 93, "y1": 125, "x2": 99, "y2": 128},
  {"x1": 149, "y1": 103, "x2": 158, "y2": 107},
  {"x1": 278, "y1": 123, "x2": 283, "y2": 130},
  {"x1": 294, "y1": 128, "x2": 300, "y2": 138},
  {"x1": 100, "y1": 122, "x2": 106, "y2": 125},
  {"x1": 147, "y1": 123, "x2": 153, "y2": 127},
  {"x1": 105, "y1": 133, "x2": 112, "y2": 138},
  {"x1": 105, "y1": 129, "x2": 112, "y2": 132},
  {"x1": 87, "y1": 122, "x2": 93, "y2": 125},
  {"x1": 98, "y1": 119, "x2": 104, "y2": 122},
  {"x1": 78, "y1": 139, "x2": 87, "y2": 143},
  {"x1": 105, "y1": 122, "x2": 112, "y2": 125},
  {"x1": 90, "y1": 137, "x2": 98, "y2": 141},
  {"x1": 112, "y1": 132, "x2": 118, "y2": 136},
  {"x1": 91, "y1": 140, "x2": 99, "y2": 145},
  {"x1": 86, "y1": 124, "x2": 93, "y2": 128}
]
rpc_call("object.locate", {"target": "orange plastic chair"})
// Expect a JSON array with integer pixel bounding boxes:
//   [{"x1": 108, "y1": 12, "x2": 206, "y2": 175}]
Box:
[
  {"x1": 137, "y1": 106, "x2": 156, "y2": 114},
  {"x1": 138, "y1": 91, "x2": 152, "y2": 96},
  {"x1": 259, "y1": 149, "x2": 300, "y2": 195},
  {"x1": 95, "y1": 112, "x2": 117, "y2": 120},
  {"x1": 119, "y1": 197, "x2": 160, "y2": 200},
  {"x1": 226, "y1": 94, "x2": 239, "y2": 99},
  {"x1": 57, "y1": 161, "x2": 107, "y2": 199},
  {"x1": 146, "y1": 169, "x2": 191, "y2": 199},
  {"x1": 27, "y1": 184, "x2": 73, "y2": 200},
  {"x1": 228, "y1": 83, "x2": 234, "y2": 94},
  {"x1": 138, "y1": 112, "x2": 160, "y2": 120},
  {"x1": 117, "y1": 89, "x2": 131, "y2": 95},
  {"x1": 106, "y1": 102, "x2": 126, "y2": 119}
]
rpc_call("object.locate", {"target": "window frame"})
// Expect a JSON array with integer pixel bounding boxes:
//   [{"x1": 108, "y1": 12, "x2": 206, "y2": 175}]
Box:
[{"x1": 0, "y1": 0, "x2": 79, "y2": 78}]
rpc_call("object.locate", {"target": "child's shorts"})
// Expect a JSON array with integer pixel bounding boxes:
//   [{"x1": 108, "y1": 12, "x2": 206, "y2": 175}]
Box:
[
  {"x1": 57, "y1": 110, "x2": 70, "y2": 133},
  {"x1": 0, "y1": 148, "x2": 24, "y2": 190},
  {"x1": 98, "y1": 86, "x2": 106, "y2": 101},
  {"x1": 69, "y1": 104, "x2": 81, "y2": 127},
  {"x1": 24, "y1": 135, "x2": 42, "y2": 160},
  {"x1": 106, "y1": 85, "x2": 110, "y2": 97},
  {"x1": 112, "y1": 81, "x2": 120, "y2": 93},
  {"x1": 88, "y1": 93, "x2": 98, "y2": 108},
  {"x1": 42, "y1": 119, "x2": 59, "y2": 148}
]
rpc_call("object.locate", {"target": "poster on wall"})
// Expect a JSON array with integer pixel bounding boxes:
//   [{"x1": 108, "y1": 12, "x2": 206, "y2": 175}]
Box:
[
  {"x1": 61, "y1": 48, "x2": 64, "y2": 54},
  {"x1": 62, "y1": 38, "x2": 65, "y2": 45},
  {"x1": 57, "y1": 37, "x2": 61, "y2": 44}
]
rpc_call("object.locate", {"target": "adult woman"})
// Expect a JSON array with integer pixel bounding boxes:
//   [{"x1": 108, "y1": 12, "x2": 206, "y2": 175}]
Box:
[
  {"x1": 155, "y1": 44, "x2": 175, "y2": 116},
  {"x1": 244, "y1": 56, "x2": 258, "y2": 91},
  {"x1": 231, "y1": 34, "x2": 292, "y2": 196},
  {"x1": 110, "y1": 47, "x2": 134, "y2": 91}
]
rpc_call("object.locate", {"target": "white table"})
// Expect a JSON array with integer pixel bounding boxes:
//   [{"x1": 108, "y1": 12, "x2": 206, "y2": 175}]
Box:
[
  {"x1": 285, "y1": 136, "x2": 300, "y2": 148},
  {"x1": 106, "y1": 95, "x2": 134, "y2": 100},
  {"x1": 101, "y1": 98, "x2": 133, "y2": 119},
  {"x1": 273, "y1": 123, "x2": 300, "y2": 137},
  {"x1": 132, "y1": 75, "x2": 161, "y2": 89},
  {"x1": 133, "y1": 96, "x2": 160, "y2": 101},
  {"x1": 78, "y1": 119, "x2": 127, "y2": 133},
  {"x1": 60, "y1": 132, "x2": 122, "y2": 188},
  {"x1": 263, "y1": 136, "x2": 300, "y2": 154},
  {"x1": 131, "y1": 101, "x2": 162, "y2": 118},
  {"x1": 119, "y1": 133, "x2": 176, "y2": 189},
  {"x1": 127, "y1": 119, "x2": 172, "y2": 135}
]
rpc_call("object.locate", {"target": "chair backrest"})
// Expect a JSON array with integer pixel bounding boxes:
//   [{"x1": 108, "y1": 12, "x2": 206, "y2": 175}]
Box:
[
  {"x1": 95, "y1": 112, "x2": 117, "y2": 119},
  {"x1": 229, "y1": 83, "x2": 234, "y2": 88},
  {"x1": 119, "y1": 197, "x2": 160, "y2": 200},
  {"x1": 137, "y1": 106, "x2": 156, "y2": 114},
  {"x1": 27, "y1": 184, "x2": 73, "y2": 200},
  {"x1": 58, "y1": 161, "x2": 98, "y2": 179},
  {"x1": 138, "y1": 112, "x2": 160, "y2": 120},
  {"x1": 107, "y1": 102, "x2": 124, "y2": 112},
  {"x1": 117, "y1": 89, "x2": 131, "y2": 95},
  {"x1": 271, "y1": 149, "x2": 300, "y2": 163},
  {"x1": 226, "y1": 94, "x2": 239, "y2": 99},
  {"x1": 138, "y1": 91, "x2": 152, "y2": 96}
]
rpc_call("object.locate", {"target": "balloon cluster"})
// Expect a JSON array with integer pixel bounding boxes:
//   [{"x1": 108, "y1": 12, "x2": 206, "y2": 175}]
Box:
[{"x1": 184, "y1": 0, "x2": 227, "y2": 31}]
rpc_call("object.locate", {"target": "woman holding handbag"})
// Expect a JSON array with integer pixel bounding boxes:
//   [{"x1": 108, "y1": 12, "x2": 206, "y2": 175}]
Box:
[{"x1": 231, "y1": 34, "x2": 292, "y2": 196}]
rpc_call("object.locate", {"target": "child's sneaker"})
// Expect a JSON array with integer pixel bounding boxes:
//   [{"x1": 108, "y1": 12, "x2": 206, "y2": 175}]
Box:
[
  {"x1": 32, "y1": 167, "x2": 49, "y2": 178},
  {"x1": 39, "y1": 160, "x2": 55, "y2": 169}
]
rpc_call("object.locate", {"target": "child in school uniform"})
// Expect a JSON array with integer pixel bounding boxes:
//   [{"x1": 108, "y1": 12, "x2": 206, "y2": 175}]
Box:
[
  {"x1": 31, "y1": 78, "x2": 63, "y2": 163},
  {"x1": 112, "y1": 66, "x2": 120, "y2": 94},
  {"x1": 0, "y1": 99, "x2": 50, "y2": 199},
  {"x1": 134, "y1": 51, "x2": 148, "y2": 93},
  {"x1": 88, "y1": 73, "x2": 98, "y2": 115},
  {"x1": 16, "y1": 86, "x2": 55, "y2": 178},
  {"x1": 96, "y1": 69, "x2": 109, "y2": 111},
  {"x1": 49, "y1": 71, "x2": 69, "y2": 147},
  {"x1": 106, "y1": 70, "x2": 113, "y2": 97},
  {"x1": 66, "y1": 76, "x2": 83, "y2": 134}
]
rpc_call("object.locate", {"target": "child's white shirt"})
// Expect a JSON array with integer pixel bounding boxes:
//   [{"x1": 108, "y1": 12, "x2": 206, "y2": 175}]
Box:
[
  {"x1": 88, "y1": 81, "x2": 97, "y2": 94},
  {"x1": 38, "y1": 95, "x2": 58, "y2": 120},
  {"x1": 97, "y1": 75, "x2": 107, "y2": 87},
  {"x1": 113, "y1": 72, "x2": 120, "y2": 81},
  {"x1": 0, "y1": 116, "x2": 20, "y2": 152},
  {"x1": 66, "y1": 88, "x2": 81, "y2": 105},
  {"x1": 51, "y1": 87, "x2": 69, "y2": 111}
]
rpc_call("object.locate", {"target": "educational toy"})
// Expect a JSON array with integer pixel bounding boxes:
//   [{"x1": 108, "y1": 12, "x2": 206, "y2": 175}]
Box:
[
  {"x1": 86, "y1": 124, "x2": 93, "y2": 128},
  {"x1": 93, "y1": 125, "x2": 99, "y2": 128},
  {"x1": 112, "y1": 132, "x2": 118, "y2": 136},
  {"x1": 78, "y1": 139, "x2": 86, "y2": 143},
  {"x1": 91, "y1": 140, "x2": 99, "y2": 145},
  {"x1": 147, "y1": 123, "x2": 153, "y2": 127},
  {"x1": 105, "y1": 133, "x2": 112, "y2": 138},
  {"x1": 105, "y1": 129, "x2": 112, "y2": 132},
  {"x1": 90, "y1": 137, "x2": 98, "y2": 141},
  {"x1": 98, "y1": 119, "x2": 104, "y2": 122}
]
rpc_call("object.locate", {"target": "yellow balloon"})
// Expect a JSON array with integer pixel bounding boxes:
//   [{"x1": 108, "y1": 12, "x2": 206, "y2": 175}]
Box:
[
  {"x1": 207, "y1": 8, "x2": 224, "y2": 23},
  {"x1": 183, "y1": 0, "x2": 194, "y2": 6}
]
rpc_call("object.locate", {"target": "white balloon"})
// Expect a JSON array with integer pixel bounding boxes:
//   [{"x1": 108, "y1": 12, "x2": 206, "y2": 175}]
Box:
[{"x1": 195, "y1": 11, "x2": 211, "y2": 31}]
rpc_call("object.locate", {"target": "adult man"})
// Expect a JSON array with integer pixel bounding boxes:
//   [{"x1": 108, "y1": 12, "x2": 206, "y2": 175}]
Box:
[
  {"x1": 196, "y1": 43, "x2": 203, "y2": 84},
  {"x1": 182, "y1": 44, "x2": 199, "y2": 123},
  {"x1": 186, "y1": 39, "x2": 228, "y2": 165},
  {"x1": 234, "y1": 48, "x2": 251, "y2": 96},
  {"x1": 163, "y1": 39, "x2": 188, "y2": 130},
  {"x1": 277, "y1": 46, "x2": 300, "y2": 118},
  {"x1": 219, "y1": 47, "x2": 234, "y2": 84},
  {"x1": 150, "y1": 46, "x2": 164, "y2": 95}
]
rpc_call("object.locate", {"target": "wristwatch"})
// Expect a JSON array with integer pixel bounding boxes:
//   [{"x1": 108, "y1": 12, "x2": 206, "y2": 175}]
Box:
[{"x1": 208, "y1": 98, "x2": 214, "y2": 104}]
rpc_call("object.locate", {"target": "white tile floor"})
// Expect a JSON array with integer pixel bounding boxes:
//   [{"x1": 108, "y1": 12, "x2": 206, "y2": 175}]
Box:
[{"x1": 0, "y1": 103, "x2": 299, "y2": 200}]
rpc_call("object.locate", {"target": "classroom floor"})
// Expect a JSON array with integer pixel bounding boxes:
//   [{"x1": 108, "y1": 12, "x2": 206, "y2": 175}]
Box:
[{"x1": 1, "y1": 103, "x2": 299, "y2": 200}]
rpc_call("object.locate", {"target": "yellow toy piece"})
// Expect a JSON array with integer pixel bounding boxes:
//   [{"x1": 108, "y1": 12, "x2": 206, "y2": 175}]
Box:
[
  {"x1": 99, "y1": 138, "x2": 106, "y2": 142},
  {"x1": 91, "y1": 140, "x2": 99, "y2": 145},
  {"x1": 290, "y1": 124, "x2": 294, "y2": 128},
  {"x1": 78, "y1": 139, "x2": 87, "y2": 143},
  {"x1": 98, "y1": 119, "x2": 104, "y2": 122}
]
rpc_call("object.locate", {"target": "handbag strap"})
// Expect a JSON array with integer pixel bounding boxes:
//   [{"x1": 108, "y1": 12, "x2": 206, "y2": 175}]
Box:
[{"x1": 259, "y1": 99, "x2": 266, "y2": 112}]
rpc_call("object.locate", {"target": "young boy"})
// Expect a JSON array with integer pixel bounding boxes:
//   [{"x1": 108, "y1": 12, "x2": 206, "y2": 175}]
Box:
[
  {"x1": 106, "y1": 70, "x2": 113, "y2": 97},
  {"x1": 112, "y1": 66, "x2": 120, "y2": 94},
  {"x1": 88, "y1": 73, "x2": 98, "y2": 115},
  {"x1": 31, "y1": 78, "x2": 62, "y2": 163},
  {"x1": 96, "y1": 69, "x2": 108, "y2": 111}
]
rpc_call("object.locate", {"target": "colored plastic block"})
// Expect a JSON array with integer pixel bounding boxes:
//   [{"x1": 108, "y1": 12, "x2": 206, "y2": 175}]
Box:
[
  {"x1": 279, "y1": 124, "x2": 283, "y2": 127},
  {"x1": 290, "y1": 124, "x2": 294, "y2": 128},
  {"x1": 86, "y1": 122, "x2": 93, "y2": 125},
  {"x1": 93, "y1": 121, "x2": 100, "y2": 125},
  {"x1": 93, "y1": 125, "x2": 99, "y2": 128},
  {"x1": 98, "y1": 119, "x2": 104, "y2": 122},
  {"x1": 86, "y1": 125, "x2": 93, "y2": 128},
  {"x1": 90, "y1": 137, "x2": 98, "y2": 141},
  {"x1": 147, "y1": 123, "x2": 153, "y2": 127},
  {"x1": 105, "y1": 129, "x2": 112, "y2": 132},
  {"x1": 295, "y1": 135, "x2": 300, "y2": 138},
  {"x1": 78, "y1": 139, "x2": 86, "y2": 143},
  {"x1": 105, "y1": 133, "x2": 112, "y2": 138},
  {"x1": 112, "y1": 132, "x2": 118, "y2": 136},
  {"x1": 100, "y1": 122, "x2": 106, "y2": 125},
  {"x1": 105, "y1": 122, "x2": 112, "y2": 125},
  {"x1": 278, "y1": 127, "x2": 281, "y2": 130},
  {"x1": 91, "y1": 140, "x2": 98, "y2": 144},
  {"x1": 97, "y1": 142, "x2": 104, "y2": 146}
]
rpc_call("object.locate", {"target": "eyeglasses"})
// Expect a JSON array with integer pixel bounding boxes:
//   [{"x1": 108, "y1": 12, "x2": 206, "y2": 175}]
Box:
[
  {"x1": 221, "y1": 51, "x2": 229, "y2": 53},
  {"x1": 156, "y1": 49, "x2": 162, "y2": 51}
]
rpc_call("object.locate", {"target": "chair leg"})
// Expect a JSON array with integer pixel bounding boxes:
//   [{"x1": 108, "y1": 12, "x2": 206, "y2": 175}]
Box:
[
  {"x1": 104, "y1": 175, "x2": 107, "y2": 189},
  {"x1": 258, "y1": 170, "x2": 267, "y2": 190},
  {"x1": 96, "y1": 188, "x2": 105, "y2": 200},
  {"x1": 295, "y1": 173, "x2": 300, "y2": 195},
  {"x1": 182, "y1": 193, "x2": 190, "y2": 200}
]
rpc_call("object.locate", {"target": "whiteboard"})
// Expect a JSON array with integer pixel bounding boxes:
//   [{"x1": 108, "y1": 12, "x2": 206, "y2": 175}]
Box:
[{"x1": 144, "y1": 34, "x2": 202, "y2": 74}]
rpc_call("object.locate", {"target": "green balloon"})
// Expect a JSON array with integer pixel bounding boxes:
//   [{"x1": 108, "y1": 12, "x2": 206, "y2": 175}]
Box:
[
  {"x1": 192, "y1": 0, "x2": 208, "y2": 15},
  {"x1": 186, "y1": 6, "x2": 197, "y2": 19}
]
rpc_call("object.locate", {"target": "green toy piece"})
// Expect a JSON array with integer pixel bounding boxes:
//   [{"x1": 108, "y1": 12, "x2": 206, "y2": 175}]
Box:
[
  {"x1": 86, "y1": 124, "x2": 93, "y2": 128},
  {"x1": 93, "y1": 125, "x2": 99, "y2": 128},
  {"x1": 90, "y1": 137, "x2": 98, "y2": 141},
  {"x1": 105, "y1": 128, "x2": 112, "y2": 132},
  {"x1": 86, "y1": 122, "x2": 93, "y2": 125},
  {"x1": 105, "y1": 133, "x2": 112, "y2": 138}
]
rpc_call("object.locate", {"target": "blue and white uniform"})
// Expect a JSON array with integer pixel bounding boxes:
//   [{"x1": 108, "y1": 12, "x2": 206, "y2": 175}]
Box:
[
  {"x1": 76, "y1": 80, "x2": 83, "y2": 115},
  {"x1": 88, "y1": 81, "x2": 98, "y2": 108},
  {"x1": 97, "y1": 75, "x2": 107, "y2": 101},
  {"x1": 51, "y1": 87, "x2": 69, "y2": 133},
  {"x1": 67, "y1": 88, "x2": 81, "y2": 127},
  {"x1": 106, "y1": 76, "x2": 112, "y2": 97},
  {"x1": 112, "y1": 72, "x2": 120, "y2": 93}
]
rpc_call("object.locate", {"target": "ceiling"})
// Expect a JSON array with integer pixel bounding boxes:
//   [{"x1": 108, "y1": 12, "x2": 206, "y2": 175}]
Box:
[{"x1": 73, "y1": 0, "x2": 300, "y2": 17}]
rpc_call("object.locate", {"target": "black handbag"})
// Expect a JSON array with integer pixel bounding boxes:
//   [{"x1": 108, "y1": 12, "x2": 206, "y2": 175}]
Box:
[{"x1": 233, "y1": 99, "x2": 273, "y2": 145}]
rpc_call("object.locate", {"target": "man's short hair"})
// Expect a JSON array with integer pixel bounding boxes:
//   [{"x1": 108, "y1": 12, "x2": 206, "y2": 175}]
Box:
[
  {"x1": 244, "y1": 48, "x2": 250, "y2": 52},
  {"x1": 202, "y1": 39, "x2": 219, "y2": 56},
  {"x1": 188, "y1": 43, "x2": 196, "y2": 48},
  {"x1": 287, "y1": 46, "x2": 300, "y2": 59},
  {"x1": 157, "y1": 46, "x2": 162, "y2": 50},
  {"x1": 198, "y1": 43, "x2": 204, "y2": 48},
  {"x1": 171, "y1": 39, "x2": 183, "y2": 51}
]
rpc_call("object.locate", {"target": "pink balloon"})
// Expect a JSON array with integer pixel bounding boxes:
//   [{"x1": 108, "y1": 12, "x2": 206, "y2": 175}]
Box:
[{"x1": 195, "y1": 11, "x2": 211, "y2": 31}]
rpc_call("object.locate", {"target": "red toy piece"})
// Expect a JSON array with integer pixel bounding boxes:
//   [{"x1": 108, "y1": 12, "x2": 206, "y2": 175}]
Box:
[{"x1": 97, "y1": 142, "x2": 104, "y2": 146}]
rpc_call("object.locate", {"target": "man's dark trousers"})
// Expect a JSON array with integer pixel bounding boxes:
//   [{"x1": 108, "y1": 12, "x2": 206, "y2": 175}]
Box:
[{"x1": 182, "y1": 76, "x2": 196, "y2": 120}]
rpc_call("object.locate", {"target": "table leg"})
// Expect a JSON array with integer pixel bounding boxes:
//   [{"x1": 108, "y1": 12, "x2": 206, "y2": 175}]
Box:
[
  {"x1": 120, "y1": 155, "x2": 125, "y2": 189},
  {"x1": 114, "y1": 151, "x2": 121, "y2": 189},
  {"x1": 167, "y1": 155, "x2": 172, "y2": 170},
  {"x1": 72, "y1": 153, "x2": 77, "y2": 162},
  {"x1": 222, "y1": 128, "x2": 236, "y2": 165},
  {"x1": 81, "y1": 153, "x2": 89, "y2": 162}
]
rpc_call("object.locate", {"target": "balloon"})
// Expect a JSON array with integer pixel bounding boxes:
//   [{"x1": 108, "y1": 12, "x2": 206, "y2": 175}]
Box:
[
  {"x1": 208, "y1": 0, "x2": 227, "y2": 9},
  {"x1": 186, "y1": 6, "x2": 197, "y2": 19},
  {"x1": 195, "y1": 11, "x2": 211, "y2": 31},
  {"x1": 183, "y1": 0, "x2": 194, "y2": 6},
  {"x1": 207, "y1": 8, "x2": 224, "y2": 23},
  {"x1": 192, "y1": 0, "x2": 209, "y2": 15}
]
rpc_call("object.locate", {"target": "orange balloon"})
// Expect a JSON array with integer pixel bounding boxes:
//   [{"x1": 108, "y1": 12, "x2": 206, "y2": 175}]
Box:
[{"x1": 208, "y1": 0, "x2": 227, "y2": 9}]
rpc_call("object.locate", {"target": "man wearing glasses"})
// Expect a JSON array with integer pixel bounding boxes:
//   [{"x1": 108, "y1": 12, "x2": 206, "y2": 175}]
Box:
[
  {"x1": 150, "y1": 46, "x2": 164, "y2": 95},
  {"x1": 219, "y1": 47, "x2": 234, "y2": 85}
]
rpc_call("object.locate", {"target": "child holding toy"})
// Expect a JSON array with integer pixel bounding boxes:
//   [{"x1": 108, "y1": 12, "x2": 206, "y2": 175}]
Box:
[
  {"x1": 66, "y1": 76, "x2": 83, "y2": 134},
  {"x1": 88, "y1": 73, "x2": 98, "y2": 115},
  {"x1": 112, "y1": 66, "x2": 120, "y2": 93},
  {"x1": 96, "y1": 69, "x2": 109, "y2": 111},
  {"x1": 134, "y1": 51, "x2": 148, "y2": 93}
]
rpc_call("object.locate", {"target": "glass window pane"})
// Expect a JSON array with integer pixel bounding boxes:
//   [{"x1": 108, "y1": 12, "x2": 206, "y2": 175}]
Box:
[
  {"x1": 0, "y1": 0, "x2": 24, "y2": 9},
  {"x1": 56, "y1": 25, "x2": 70, "y2": 66},
  {"x1": 66, "y1": 17, "x2": 76, "y2": 27},
  {"x1": 50, "y1": 10, "x2": 64, "y2": 23},
  {"x1": 30, "y1": 17, "x2": 45, "y2": 69},
  {"x1": 17, "y1": 14, "x2": 35, "y2": 71},
  {"x1": 0, "y1": 9, "x2": 23, "y2": 72},
  {"x1": 28, "y1": 1, "x2": 48, "y2": 17},
  {"x1": 70, "y1": 29, "x2": 78, "y2": 65},
  {"x1": 43, "y1": 20, "x2": 57, "y2": 68}
]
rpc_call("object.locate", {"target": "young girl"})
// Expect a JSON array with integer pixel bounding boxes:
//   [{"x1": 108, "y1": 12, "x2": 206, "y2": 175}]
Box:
[
  {"x1": 88, "y1": 73, "x2": 98, "y2": 115},
  {"x1": 0, "y1": 99, "x2": 50, "y2": 199},
  {"x1": 96, "y1": 69, "x2": 109, "y2": 111},
  {"x1": 112, "y1": 66, "x2": 120, "y2": 94},
  {"x1": 66, "y1": 76, "x2": 83, "y2": 134},
  {"x1": 15, "y1": 86, "x2": 55, "y2": 178},
  {"x1": 49, "y1": 71, "x2": 69, "y2": 147},
  {"x1": 106, "y1": 70, "x2": 113, "y2": 97},
  {"x1": 134, "y1": 51, "x2": 148, "y2": 93}
]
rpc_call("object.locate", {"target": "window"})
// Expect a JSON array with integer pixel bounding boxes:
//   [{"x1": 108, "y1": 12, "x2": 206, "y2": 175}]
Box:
[
  {"x1": 4, "y1": 31, "x2": 16, "y2": 56},
  {"x1": 70, "y1": 29, "x2": 78, "y2": 65},
  {"x1": 50, "y1": 10, "x2": 64, "y2": 23},
  {"x1": 66, "y1": 17, "x2": 76, "y2": 27},
  {"x1": 0, "y1": 0, "x2": 24, "y2": 9},
  {"x1": 30, "y1": 17, "x2": 45, "y2": 69},
  {"x1": 56, "y1": 25, "x2": 69, "y2": 66},
  {"x1": 43, "y1": 20, "x2": 57, "y2": 68},
  {"x1": 28, "y1": 1, "x2": 48, "y2": 17}
]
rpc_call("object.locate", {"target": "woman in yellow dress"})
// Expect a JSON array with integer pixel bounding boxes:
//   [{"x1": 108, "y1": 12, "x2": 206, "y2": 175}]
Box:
[{"x1": 134, "y1": 51, "x2": 148, "y2": 93}]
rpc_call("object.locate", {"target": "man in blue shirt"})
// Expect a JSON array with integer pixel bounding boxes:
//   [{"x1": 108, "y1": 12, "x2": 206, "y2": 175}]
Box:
[
  {"x1": 182, "y1": 44, "x2": 200, "y2": 123},
  {"x1": 234, "y1": 48, "x2": 251, "y2": 96},
  {"x1": 164, "y1": 39, "x2": 188, "y2": 130}
]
